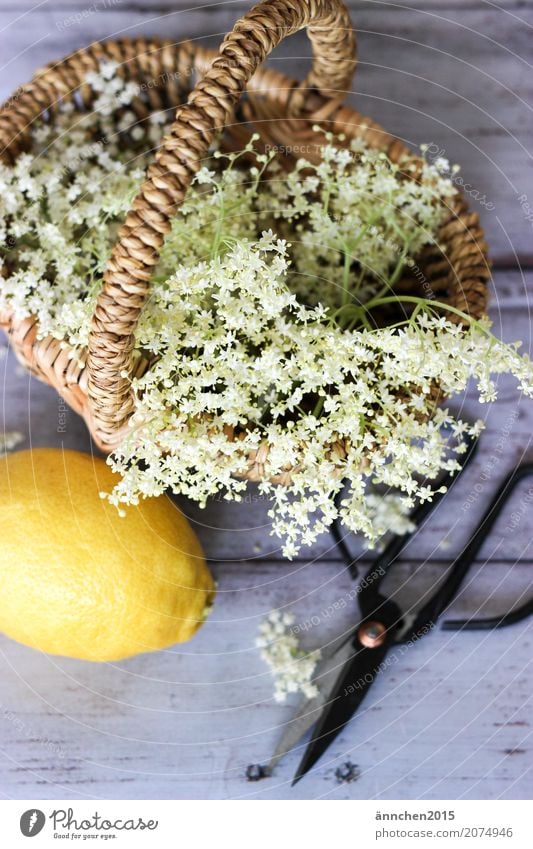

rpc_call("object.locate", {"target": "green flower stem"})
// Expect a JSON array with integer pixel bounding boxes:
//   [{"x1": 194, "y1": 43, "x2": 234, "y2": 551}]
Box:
[
  {"x1": 363, "y1": 294, "x2": 490, "y2": 335},
  {"x1": 387, "y1": 247, "x2": 409, "y2": 288},
  {"x1": 339, "y1": 211, "x2": 385, "y2": 305},
  {"x1": 211, "y1": 184, "x2": 226, "y2": 260},
  {"x1": 341, "y1": 247, "x2": 352, "y2": 306},
  {"x1": 313, "y1": 396, "x2": 325, "y2": 417}
]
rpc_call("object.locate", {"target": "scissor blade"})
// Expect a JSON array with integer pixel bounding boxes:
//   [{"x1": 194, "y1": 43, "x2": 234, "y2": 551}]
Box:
[
  {"x1": 292, "y1": 638, "x2": 391, "y2": 785},
  {"x1": 268, "y1": 633, "x2": 355, "y2": 772}
]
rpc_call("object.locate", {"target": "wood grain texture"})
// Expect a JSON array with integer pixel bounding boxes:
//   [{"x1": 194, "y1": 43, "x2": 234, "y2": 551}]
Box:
[
  {"x1": 3, "y1": 1, "x2": 529, "y2": 10},
  {"x1": 0, "y1": 558, "x2": 531, "y2": 800},
  {"x1": 0, "y1": 2, "x2": 530, "y2": 260},
  {"x1": 1, "y1": 268, "x2": 532, "y2": 799},
  {"x1": 0, "y1": 1, "x2": 531, "y2": 800}
]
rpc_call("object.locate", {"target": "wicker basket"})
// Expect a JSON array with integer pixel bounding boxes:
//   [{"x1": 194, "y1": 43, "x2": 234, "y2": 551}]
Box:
[{"x1": 0, "y1": 0, "x2": 490, "y2": 478}]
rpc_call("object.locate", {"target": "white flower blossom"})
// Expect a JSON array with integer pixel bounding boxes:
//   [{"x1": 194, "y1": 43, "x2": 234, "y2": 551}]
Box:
[
  {"x1": 256, "y1": 611, "x2": 321, "y2": 702},
  {"x1": 0, "y1": 430, "x2": 24, "y2": 454}
]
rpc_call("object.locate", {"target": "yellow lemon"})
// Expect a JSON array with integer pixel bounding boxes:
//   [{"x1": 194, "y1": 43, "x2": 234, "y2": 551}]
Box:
[{"x1": 0, "y1": 448, "x2": 214, "y2": 661}]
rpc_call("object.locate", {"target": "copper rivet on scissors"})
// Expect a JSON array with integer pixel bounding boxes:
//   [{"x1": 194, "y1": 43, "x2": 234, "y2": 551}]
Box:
[{"x1": 358, "y1": 621, "x2": 387, "y2": 648}]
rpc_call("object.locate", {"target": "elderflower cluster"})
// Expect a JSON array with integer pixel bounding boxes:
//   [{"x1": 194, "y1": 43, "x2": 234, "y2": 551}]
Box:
[
  {"x1": 0, "y1": 431, "x2": 24, "y2": 454},
  {"x1": 0, "y1": 61, "x2": 166, "y2": 354},
  {"x1": 363, "y1": 493, "x2": 416, "y2": 547},
  {"x1": 1, "y1": 62, "x2": 533, "y2": 558},
  {"x1": 109, "y1": 233, "x2": 533, "y2": 556},
  {"x1": 258, "y1": 134, "x2": 457, "y2": 308},
  {"x1": 256, "y1": 611, "x2": 321, "y2": 702}
]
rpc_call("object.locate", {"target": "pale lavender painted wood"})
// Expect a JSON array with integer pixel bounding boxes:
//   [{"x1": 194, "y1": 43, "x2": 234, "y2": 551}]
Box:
[
  {"x1": 5, "y1": 1, "x2": 528, "y2": 8},
  {"x1": 1, "y1": 270, "x2": 532, "y2": 799},
  {"x1": 0, "y1": 1, "x2": 531, "y2": 800},
  {"x1": 0, "y1": 3, "x2": 530, "y2": 259},
  {"x1": 0, "y1": 559, "x2": 531, "y2": 800}
]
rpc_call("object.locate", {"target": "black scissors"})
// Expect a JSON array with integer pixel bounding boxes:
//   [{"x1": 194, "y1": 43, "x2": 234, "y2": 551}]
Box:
[{"x1": 266, "y1": 435, "x2": 533, "y2": 784}]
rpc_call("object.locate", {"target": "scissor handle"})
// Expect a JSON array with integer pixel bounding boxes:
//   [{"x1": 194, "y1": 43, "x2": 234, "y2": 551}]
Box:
[
  {"x1": 413, "y1": 462, "x2": 533, "y2": 634},
  {"x1": 442, "y1": 598, "x2": 533, "y2": 630}
]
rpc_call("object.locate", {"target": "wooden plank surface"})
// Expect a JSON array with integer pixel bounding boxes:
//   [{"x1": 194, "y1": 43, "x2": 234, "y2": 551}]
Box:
[
  {"x1": 1, "y1": 267, "x2": 532, "y2": 799},
  {"x1": 2, "y1": 1, "x2": 529, "y2": 11},
  {"x1": 0, "y1": 558, "x2": 531, "y2": 800},
  {"x1": 0, "y1": 0, "x2": 532, "y2": 801},
  {"x1": 0, "y1": 2, "x2": 531, "y2": 261}
]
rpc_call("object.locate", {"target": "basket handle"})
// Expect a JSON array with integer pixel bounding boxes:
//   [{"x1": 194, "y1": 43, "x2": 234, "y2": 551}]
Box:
[{"x1": 86, "y1": 0, "x2": 356, "y2": 446}]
